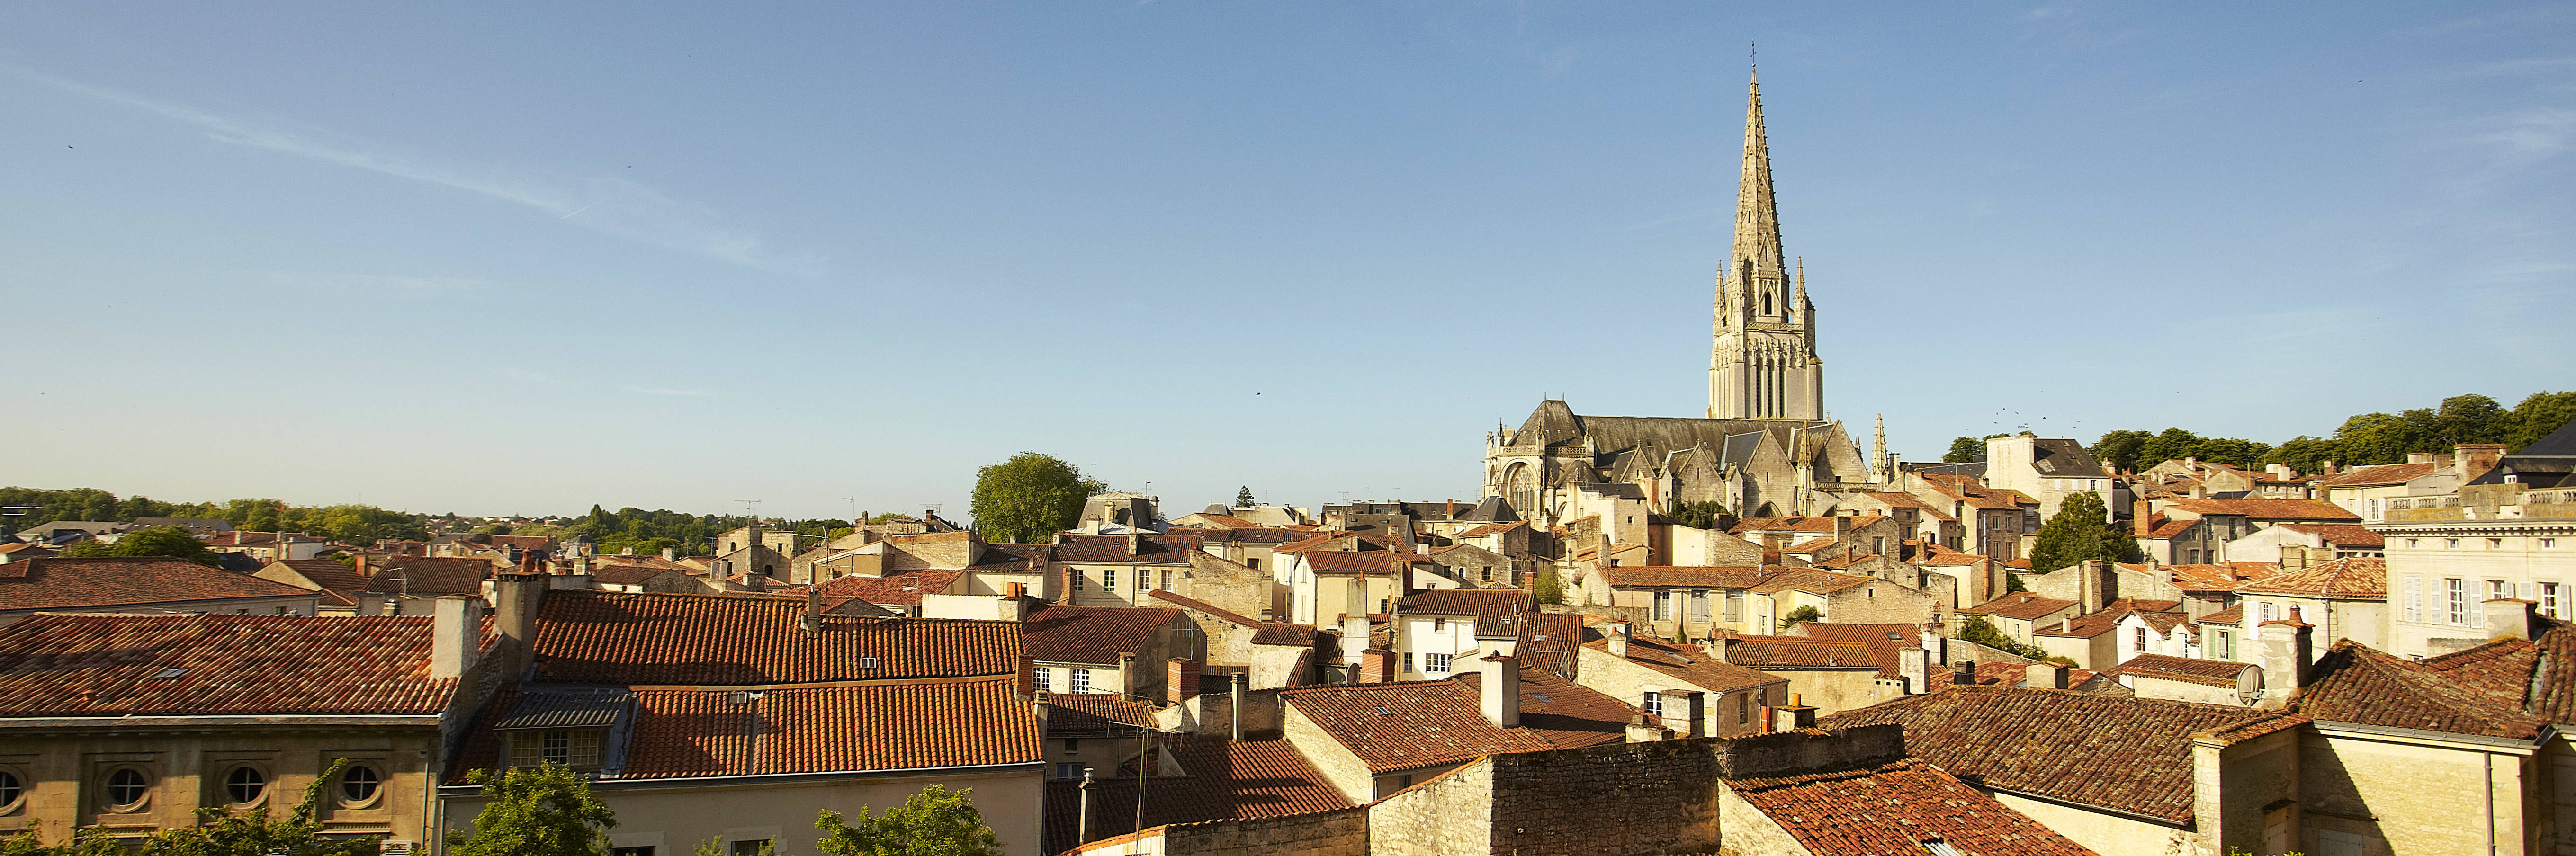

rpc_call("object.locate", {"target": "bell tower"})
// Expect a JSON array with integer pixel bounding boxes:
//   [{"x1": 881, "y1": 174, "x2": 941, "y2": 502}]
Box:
[{"x1": 1708, "y1": 69, "x2": 1823, "y2": 421}]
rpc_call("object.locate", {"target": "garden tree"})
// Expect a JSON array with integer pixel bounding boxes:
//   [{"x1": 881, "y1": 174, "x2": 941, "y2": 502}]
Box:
[
  {"x1": 2088, "y1": 430, "x2": 2154, "y2": 473},
  {"x1": 445, "y1": 764, "x2": 618, "y2": 856},
  {"x1": 2508, "y1": 392, "x2": 2576, "y2": 450},
  {"x1": 55, "y1": 540, "x2": 113, "y2": 558},
  {"x1": 2264, "y1": 436, "x2": 2343, "y2": 474},
  {"x1": 695, "y1": 839, "x2": 772, "y2": 856},
  {"x1": 1235, "y1": 486, "x2": 1256, "y2": 508},
  {"x1": 2025, "y1": 492, "x2": 2139, "y2": 573},
  {"x1": 813, "y1": 785, "x2": 1005, "y2": 856},
  {"x1": 1779, "y1": 605, "x2": 1822, "y2": 631},
  {"x1": 1955, "y1": 616, "x2": 2056, "y2": 661},
  {"x1": 141, "y1": 758, "x2": 379, "y2": 856},
  {"x1": 969, "y1": 453, "x2": 1104, "y2": 544},
  {"x1": 1941, "y1": 437, "x2": 1984, "y2": 464},
  {"x1": 99, "y1": 526, "x2": 220, "y2": 566},
  {"x1": 0, "y1": 823, "x2": 122, "y2": 856},
  {"x1": 1531, "y1": 568, "x2": 1566, "y2": 605},
  {"x1": 1668, "y1": 500, "x2": 1731, "y2": 531}
]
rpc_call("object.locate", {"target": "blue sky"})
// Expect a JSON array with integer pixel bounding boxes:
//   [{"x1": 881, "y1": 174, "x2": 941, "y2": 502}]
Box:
[{"x1": 5, "y1": 2, "x2": 2571, "y2": 520}]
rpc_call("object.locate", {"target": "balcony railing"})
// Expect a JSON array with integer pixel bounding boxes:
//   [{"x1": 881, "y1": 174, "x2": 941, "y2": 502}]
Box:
[{"x1": 2379, "y1": 487, "x2": 2576, "y2": 524}]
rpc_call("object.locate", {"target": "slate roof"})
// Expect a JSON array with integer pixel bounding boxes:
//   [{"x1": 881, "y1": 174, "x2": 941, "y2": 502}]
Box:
[
  {"x1": 1730, "y1": 758, "x2": 2101, "y2": 856},
  {"x1": 2163, "y1": 498, "x2": 2360, "y2": 522},
  {"x1": 1584, "y1": 635, "x2": 1784, "y2": 693},
  {"x1": 2235, "y1": 558, "x2": 2387, "y2": 599},
  {"x1": 1822, "y1": 686, "x2": 2299, "y2": 823},
  {"x1": 1041, "y1": 736, "x2": 1351, "y2": 856},
  {"x1": 361, "y1": 557, "x2": 497, "y2": 596},
  {"x1": 529, "y1": 590, "x2": 1022, "y2": 685},
  {"x1": 0, "y1": 556, "x2": 317, "y2": 612},
  {"x1": 2291, "y1": 618, "x2": 2576, "y2": 739},
  {"x1": 1025, "y1": 605, "x2": 1181, "y2": 667},
  {"x1": 449, "y1": 678, "x2": 1041, "y2": 783},
  {"x1": 2106, "y1": 654, "x2": 2255, "y2": 688},
  {"x1": 1453, "y1": 521, "x2": 1528, "y2": 538},
  {"x1": 1723, "y1": 635, "x2": 1880, "y2": 670},
  {"x1": 0, "y1": 613, "x2": 455, "y2": 716},
  {"x1": 2028, "y1": 439, "x2": 2110, "y2": 478}
]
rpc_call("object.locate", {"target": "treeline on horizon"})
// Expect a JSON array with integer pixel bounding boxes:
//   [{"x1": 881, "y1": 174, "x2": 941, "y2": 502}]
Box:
[
  {"x1": 1940, "y1": 391, "x2": 2576, "y2": 473},
  {"x1": 0, "y1": 488, "x2": 907, "y2": 558}
]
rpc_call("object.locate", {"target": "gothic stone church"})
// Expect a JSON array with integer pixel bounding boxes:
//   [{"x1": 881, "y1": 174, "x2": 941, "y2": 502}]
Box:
[{"x1": 1484, "y1": 72, "x2": 1882, "y2": 524}]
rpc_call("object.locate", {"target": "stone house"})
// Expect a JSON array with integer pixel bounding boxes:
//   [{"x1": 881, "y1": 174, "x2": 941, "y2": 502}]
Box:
[
  {"x1": 1146, "y1": 590, "x2": 1321, "y2": 689},
  {"x1": 1836, "y1": 490, "x2": 1959, "y2": 546},
  {"x1": 1177, "y1": 525, "x2": 1311, "y2": 577},
  {"x1": 1025, "y1": 604, "x2": 1194, "y2": 700},
  {"x1": 1825, "y1": 686, "x2": 2305, "y2": 856},
  {"x1": 2374, "y1": 427, "x2": 2576, "y2": 658},
  {"x1": 1573, "y1": 627, "x2": 1787, "y2": 738},
  {"x1": 1423, "y1": 543, "x2": 1515, "y2": 587},
  {"x1": 1955, "y1": 593, "x2": 2081, "y2": 646},
  {"x1": 440, "y1": 587, "x2": 1045, "y2": 856},
  {"x1": 1387, "y1": 588, "x2": 1533, "y2": 681},
  {"x1": 1281, "y1": 550, "x2": 1454, "y2": 628},
  {"x1": 2100, "y1": 653, "x2": 2264, "y2": 706},
  {"x1": 1912, "y1": 548, "x2": 2007, "y2": 609},
  {"x1": 2030, "y1": 599, "x2": 2189, "y2": 670},
  {"x1": 0, "y1": 608, "x2": 492, "y2": 849},
  {"x1": 1710, "y1": 633, "x2": 1887, "y2": 713},
  {"x1": 1039, "y1": 732, "x2": 1348, "y2": 854},
  {"x1": 1753, "y1": 567, "x2": 1939, "y2": 629},
  {"x1": 2230, "y1": 557, "x2": 2386, "y2": 656},
  {"x1": 1584, "y1": 565, "x2": 1772, "y2": 639},
  {"x1": 1278, "y1": 654, "x2": 1637, "y2": 802},
  {"x1": 2226, "y1": 523, "x2": 2385, "y2": 567},
  {"x1": 1981, "y1": 435, "x2": 2118, "y2": 521},
  {"x1": 0, "y1": 556, "x2": 325, "y2": 626},
  {"x1": 1906, "y1": 474, "x2": 2038, "y2": 559},
  {"x1": 2310, "y1": 449, "x2": 2494, "y2": 523}
]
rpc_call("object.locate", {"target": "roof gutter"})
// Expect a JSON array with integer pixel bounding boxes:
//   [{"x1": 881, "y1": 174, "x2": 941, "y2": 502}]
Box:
[
  {"x1": 0, "y1": 713, "x2": 443, "y2": 729},
  {"x1": 2306, "y1": 719, "x2": 2551, "y2": 753},
  {"x1": 1973, "y1": 782, "x2": 2192, "y2": 829}
]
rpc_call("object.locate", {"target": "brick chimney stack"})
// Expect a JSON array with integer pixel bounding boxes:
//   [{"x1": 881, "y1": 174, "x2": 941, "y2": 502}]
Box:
[
  {"x1": 1479, "y1": 652, "x2": 1521, "y2": 728},
  {"x1": 2133, "y1": 499, "x2": 2153, "y2": 537}
]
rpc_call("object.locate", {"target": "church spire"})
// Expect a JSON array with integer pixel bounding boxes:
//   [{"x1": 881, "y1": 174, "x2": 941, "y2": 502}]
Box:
[{"x1": 1733, "y1": 69, "x2": 1786, "y2": 285}]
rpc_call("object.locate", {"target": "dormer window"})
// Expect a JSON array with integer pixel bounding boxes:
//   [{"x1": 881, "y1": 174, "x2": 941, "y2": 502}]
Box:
[{"x1": 511, "y1": 729, "x2": 606, "y2": 771}]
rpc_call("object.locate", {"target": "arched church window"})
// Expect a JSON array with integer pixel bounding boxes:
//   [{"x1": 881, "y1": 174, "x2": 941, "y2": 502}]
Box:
[{"x1": 1762, "y1": 292, "x2": 1773, "y2": 315}]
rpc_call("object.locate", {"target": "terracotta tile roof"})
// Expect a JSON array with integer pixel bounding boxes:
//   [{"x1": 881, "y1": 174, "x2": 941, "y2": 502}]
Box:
[
  {"x1": 362, "y1": 557, "x2": 497, "y2": 596},
  {"x1": 2234, "y1": 558, "x2": 2387, "y2": 598},
  {"x1": 2274, "y1": 523, "x2": 2386, "y2": 547},
  {"x1": 1794, "y1": 624, "x2": 1926, "y2": 679},
  {"x1": 2161, "y1": 563, "x2": 2275, "y2": 591},
  {"x1": 590, "y1": 564, "x2": 687, "y2": 586},
  {"x1": 0, "y1": 557, "x2": 317, "y2": 611},
  {"x1": 1915, "y1": 551, "x2": 1993, "y2": 567},
  {"x1": 2107, "y1": 654, "x2": 2254, "y2": 688},
  {"x1": 1283, "y1": 667, "x2": 1634, "y2": 772},
  {"x1": 1584, "y1": 635, "x2": 1786, "y2": 692},
  {"x1": 1731, "y1": 515, "x2": 1891, "y2": 535},
  {"x1": 1723, "y1": 635, "x2": 1880, "y2": 670},
  {"x1": 1149, "y1": 589, "x2": 1264, "y2": 627},
  {"x1": 810, "y1": 566, "x2": 967, "y2": 608},
  {"x1": 1179, "y1": 527, "x2": 1318, "y2": 546},
  {"x1": 0, "y1": 613, "x2": 455, "y2": 716},
  {"x1": 2163, "y1": 498, "x2": 2359, "y2": 522},
  {"x1": 969, "y1": 542, "x2": 1052, "y2": 570},
  {"x1": 1861, "y1": 492, "x2": 1955, "y2": 521},
  {"x1": 1730, "y1": 758, "x2": 2100, "y2": 856},
  {"x1": 1822, "y1": 686, "x2": 2296, "y2": 823},
  {"x1": 1178, "y1": 514, "x2": 1262, "y2": 528},
  {"x1": 2313, "y1": 461, "x2": 2442, "y2": 488},
  {"x1": 1959, "y1": 593, "x2": 2079, "y2": 622},
  {"x1": 2138, "y1": 517, "x2": 2196, "y2": 539},
  {"x1": 1751, "y1": 568, "x2": 1875, "y2": 596},
  {"x1": 1053, "y1": 534, "x2": 1202, "y2": 564},
  {"x1": 2199, "y1": 605, "x2": 2245, "y2": 625},
  {"x1": 1515, "y1": 612, "x2": 1584, "y2": 680},
  {"x1": 449, "y1": 678, "x2": 1040, "y2": 783},
  {"x1": 530, "y1": 590, "x2": 1021, "y2": 684},
  {"x1": 1041, "y1": 736, "x2": 1350, "y2": 855},
  {"x1": 1781, "y1": 537, "x2": 1839, "y2": 554},
  {"x1": 1025, "y1": 605, "x2": 1182, "y2": 667},
  {"x1": 1044, "y1": 693, "x2": 1163, "y2": 732},
  {"x1": 1301, "y1": 551, "x2": 1427, "y2": 574},
  {"x1": 2291, "y1": 620, "x2": 2576, "y2": 739},
  {"x1": 1251, "y1": 623, "x2": 1318, "y2": 646},
  {"x1": 1596, "y1": 565, "x2": 1771, "y2": 589},
  {"x1": 1273, "y1": 532, "x2": 1381, "y2": 554},
  {"x1": 270, "y1": 558, "x2": 367, "y2": 591},
  {"x1": 2033, "y1": 611, "x2": 2124, "y2": 640}
]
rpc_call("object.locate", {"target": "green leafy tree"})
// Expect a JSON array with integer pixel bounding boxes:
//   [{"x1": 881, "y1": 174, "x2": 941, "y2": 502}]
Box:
[
  {"x1": 1778, "y1": 605, "x2": 1822, "y2": 631},
  {"x1": 445, "y1": 764, "x2": 618, "y2": 856},
  {"x1": 694, "y1": 838, "x2": 772, "y2": 856},
  {"x1": 2432, "y1": 394, "x2": 2507, "y2": 447},
  {"x1": 2004, "y1": 573, "x2": 2028, "y2": 593},
  {"x1": 969, "y1": 453, "x2": 1104, "y2": 544},
  {"x1": 1531, "y1": 568, "x2": 1565, "y2": 605},
  {"x1": 1667, "y1": 500, "x2": 1731, "y2": 530},
  {"x1": 813, "y1": 785, "x2": 1005, "y2": 856},
  {"x1": 102, "y1": 526, "x2": 220, "y2": 566},
  {"x1": 1955, "y1": 616, "x2": 2051, "y2": 660},
  {"x1": 2088, "y1": 430, "x2": 2154, "y2": 473},
  {"x1": 142, "y1": 758, "x2": 379, "y2": 856},
  {"x1": 2508, "y1": 392, "x2": 2576, "y2": 451},
  {"x1": 1942, "y1": 437, "x2": 1984, "y2": 464},
  {"x1": 0, "y1": 822, "x2": 124, "y2": 856},
  {"x1": 1235, "y1": 487, "x2": 1256, "y2": 508},
  {"x1": 2027, "y1": 492, "x2": 2119, "y2": 574},
  {"x1": 2262, "y1": 436, "x2": 2344, "y2": 473},
  {"x1": 55, "y1": 539, "x2": 112, "y2": 557}
]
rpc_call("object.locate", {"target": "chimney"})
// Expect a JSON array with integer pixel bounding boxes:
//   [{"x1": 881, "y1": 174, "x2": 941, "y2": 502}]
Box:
[
  {"x1": 1479, "y1": 652, "x2": 1521, "y2": 728},
  {"x1": 1359, "y1": 649, "x2": 1396, "y2": 683},
  {"x1": 801, "y1": 586, "x2": 824, "y2": 633},
  {"x1": 1899, "y1": 647, "x2": 1929, "y2": 694},
  {"x1": 492, "y1": 571, "x2": 548, "y2": 675},
  {"x1": 1128, "y1": 534, "x2": 1142, "y2": 555},
  {"x1": 998, "y1": 583, "x2": 1032, "y2": 621},
  {"x1": 2280, "y1": 544, "x2": 2308, "y2": 571},
  {"x1": 2133, "y1": 499, "x2": 2153, "y2": 537},
  {"x1": 1168, "y1": 658, "x2": 1200, "y2": 704},
  {"x1": 2488, "y1": 598, "x2": 2539, "y2": 642},
  {"x1": 660, "y1": 547, "x2": 677, "y2": 561},
  {"x1": 1607, "y1": 622, "x2": 1630, "y2": 658},
  {"x1": 2458, "y1": 444, "x2": 2507, "y2": 482},
  {"x1": 2322, "y1": 460, "x2": 2338, "y2": 476},
  {"x1": 1833, "y1": 516, "x2": 1852, "y2": 545},
  {"x1": 1118, "y1": 653, "x2": 1137, "y2": 696},
  {"x1": 1339, "y1": 615, "x2": 1368, "y2": 673},
  {"x1": 1769, "y1": 692, "x2": 1817, "y2": 731},
  {"x1": 1951, "y1": 661, "x2": 1976, "y2": 686},
  {"x1": 2078, "y1": 560, "x2": 2103, "y2": 614},
  {"x1": 355, "y1": 554, "x2": 371, "y2": 578},
  {"x1": 1920, "y1": 627, "x2": 1947, "y2": 665},
  {"x1": 2258, "y1": 616, "x2": 2314, "y2": 690},
  {"x1": 431, "y1": 595, "x2": 484, "y2": 679},
  {"x1": 2026, "y1": 663, "x2": 2068, "y2": 689}
]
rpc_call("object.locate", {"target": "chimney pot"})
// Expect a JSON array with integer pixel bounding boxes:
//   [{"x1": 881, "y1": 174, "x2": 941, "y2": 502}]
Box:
[{"x1": 1480, "y1": 652, "x2": 1521, "y2": 728}]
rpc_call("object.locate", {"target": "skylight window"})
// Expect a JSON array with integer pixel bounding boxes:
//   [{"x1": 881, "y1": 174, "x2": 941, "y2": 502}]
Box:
[
  {"x1": 150, "y1": 668, "x2": 187, "y2": 679},
  {"x1": 1922, "y1": 838, "x2": 1965, "y2": 856},
  {"x1": 855, "y1": 657, "x2": 880, "y2": 669}
]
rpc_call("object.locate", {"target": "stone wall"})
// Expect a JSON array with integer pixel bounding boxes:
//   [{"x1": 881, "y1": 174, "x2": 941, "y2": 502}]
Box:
[
  {"x1": 1367, "y1": 758, "x2": 1496, "y2": 855},
  {"x1": 1483, "y1": 740, "x2": 1729, "y2": 856},
  {"x1": 1280, "y1": 703, "x2": 1377, "y2": 804}
]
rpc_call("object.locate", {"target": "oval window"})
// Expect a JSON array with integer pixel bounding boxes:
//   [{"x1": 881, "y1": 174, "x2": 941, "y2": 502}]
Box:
[
  {"x1": 0, "y1": 770, "x2": 21, "y2": 810},
  {"x1": 340, "y1": 765, "x2": 379, "y2": 802},
  {"x1": 105, "y1": 768, "x2": 149, "y2": 809},
  {"x1": 224, "y1": 766, "x2": 266, "y2": 804}
]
